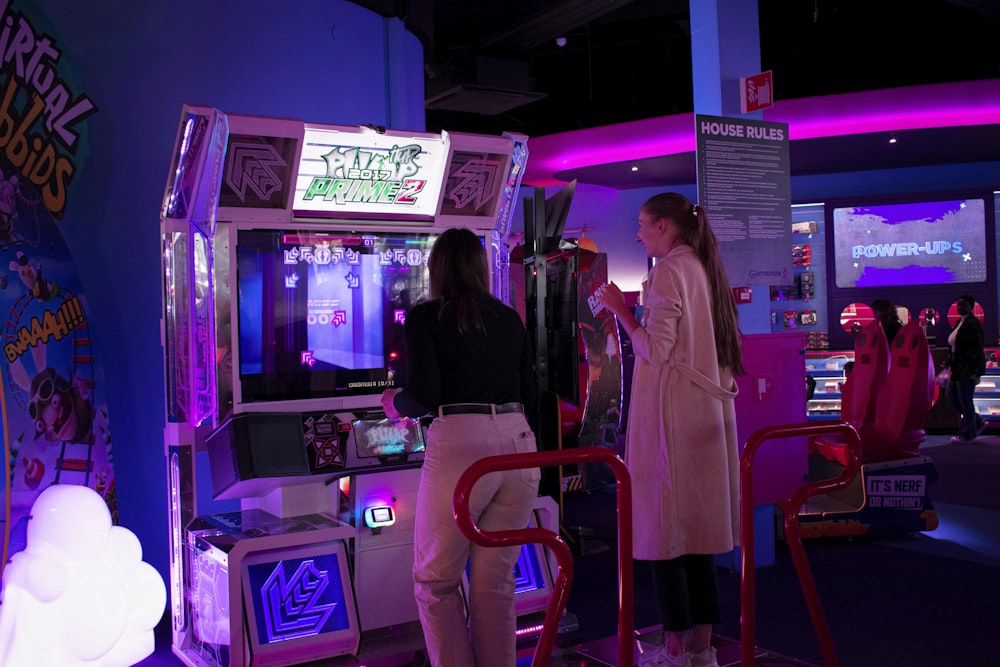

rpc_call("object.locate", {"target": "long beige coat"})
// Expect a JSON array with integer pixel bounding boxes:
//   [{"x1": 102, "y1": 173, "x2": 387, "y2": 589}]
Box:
[{"x1": 625, "y1": 244, "x2": 740, "y2": 560}]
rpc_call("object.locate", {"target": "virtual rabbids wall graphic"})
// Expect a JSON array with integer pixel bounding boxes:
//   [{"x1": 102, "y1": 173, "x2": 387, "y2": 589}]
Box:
[{"x1": 0, "y1": 0, "x2": 114, "y2": 548}]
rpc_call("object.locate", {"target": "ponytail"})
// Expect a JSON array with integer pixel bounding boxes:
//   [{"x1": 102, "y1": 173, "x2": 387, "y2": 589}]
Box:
[
  {"x1": 642, "y1": 194, "x2": 745, "y2": 375},
  {"x1": 690, "y1": 205, "x2": 744, "y2": 375}
]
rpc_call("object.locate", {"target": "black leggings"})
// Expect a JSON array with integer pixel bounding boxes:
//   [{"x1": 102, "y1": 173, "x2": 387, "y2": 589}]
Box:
[{"x1": 644, "y1": 554, "x2": 721, "y2": 632}]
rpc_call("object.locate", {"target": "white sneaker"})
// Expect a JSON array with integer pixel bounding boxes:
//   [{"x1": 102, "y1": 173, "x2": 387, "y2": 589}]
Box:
[
  {"x1": 637, "y1": 644, "x2": 692, "y2": 667},
  {"x1": 690, "y1": 646, "x2": 719, "y2": 667}
]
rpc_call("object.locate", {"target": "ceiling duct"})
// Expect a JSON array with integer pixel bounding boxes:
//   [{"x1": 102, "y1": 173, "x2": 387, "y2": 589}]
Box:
[{"x1": 425, "y1": 56, "x2": 546, "y2": 115}]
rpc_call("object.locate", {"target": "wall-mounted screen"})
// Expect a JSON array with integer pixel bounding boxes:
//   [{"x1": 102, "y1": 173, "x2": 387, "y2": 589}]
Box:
[
  {"x1": 236, "y1": 228, "x2": 435, "y2": 404},
  {"x1": 832, "y1": 198, "x2": 987, "y2": 288},
  {"x1": 823, "y1": 192, "x2": 997, "y2": 351}
]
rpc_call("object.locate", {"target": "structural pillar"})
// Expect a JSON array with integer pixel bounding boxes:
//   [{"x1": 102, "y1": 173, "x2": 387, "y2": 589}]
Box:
[{"x1": 689, "y1": 0, "x2": 763, "y2": 119}]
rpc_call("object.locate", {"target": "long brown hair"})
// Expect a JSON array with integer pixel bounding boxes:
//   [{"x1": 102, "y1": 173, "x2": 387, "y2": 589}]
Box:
[
  {"x1": 642, "y1": 193, "x2": 745, "y2": 374},
  {"x1": 428, "y1": 227, "x2": 492, "y2": 334}
]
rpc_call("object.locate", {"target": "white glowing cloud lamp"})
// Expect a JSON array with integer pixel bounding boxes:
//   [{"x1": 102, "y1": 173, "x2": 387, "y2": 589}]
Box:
[{"x1": 0, "y1": 484, "x2": 166, "y2": 667}]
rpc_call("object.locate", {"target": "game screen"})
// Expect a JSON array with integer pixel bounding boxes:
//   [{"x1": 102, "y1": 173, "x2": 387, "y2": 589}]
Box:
[
  {"x1": 237, "y1": 229, "x2": 435, "y2": 403},
  {"x1": 832, "y1": 198, "x2": 987, "y2": 288},
  {"x1": 240, "y1": 540, "x2": 359, "y2": 660},
  {"x1": 352, "y1": 416, "x2": 425, "y2": 459},
  {"x1": 513, "y1": 541, "x2": 549, "y2": 596}
]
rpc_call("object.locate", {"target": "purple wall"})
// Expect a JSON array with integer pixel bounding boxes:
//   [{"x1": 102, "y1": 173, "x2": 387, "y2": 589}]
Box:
[{"x1": 19, "y1": 0, "x2": 424, "y2": 581}]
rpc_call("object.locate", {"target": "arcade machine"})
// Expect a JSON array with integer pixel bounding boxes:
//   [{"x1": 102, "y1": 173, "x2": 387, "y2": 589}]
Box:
[
  {"x1": 802, "y1": 320, "x2": 939, "y2": 538},
  {"x1": 518, "y1": 183, "x2": 624, "y2": 500},
  {"x1": 159, "y1": 106, "x2": 561, "y2": 667}
]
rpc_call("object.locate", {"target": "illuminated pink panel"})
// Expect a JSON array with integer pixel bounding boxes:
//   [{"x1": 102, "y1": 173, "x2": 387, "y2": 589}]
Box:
[
  {"x1": 525, "y1": 113, "x2": 696, "y2": 186},
  {"x1": 524, "y1": 79, "x2": 1000, "y2": 186},
  {"x1": 765, "y1": 80, "x2": 1000, "y2": 139}
]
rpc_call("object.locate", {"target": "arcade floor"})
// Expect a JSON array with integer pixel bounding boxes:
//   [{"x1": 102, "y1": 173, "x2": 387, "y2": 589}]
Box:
[{"x1": 140, "y1": 433, "x2": 1000, "y2": 667}]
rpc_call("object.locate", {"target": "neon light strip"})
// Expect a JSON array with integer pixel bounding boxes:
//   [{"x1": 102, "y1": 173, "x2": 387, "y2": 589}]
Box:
[
  {"x1": 523, "y1": 79, "x2": 1000, "y2": 186},
  {"x1": 516, "y1": 622, "x2": 545, "y2": 637}
]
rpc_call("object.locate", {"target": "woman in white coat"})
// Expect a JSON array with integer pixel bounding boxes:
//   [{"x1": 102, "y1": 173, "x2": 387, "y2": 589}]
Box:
[{"x1": 596, "y1": 193, "x2": 743, "y2": 667}]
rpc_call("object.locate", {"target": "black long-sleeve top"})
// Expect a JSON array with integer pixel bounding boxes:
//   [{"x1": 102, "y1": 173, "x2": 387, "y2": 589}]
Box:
[
  {"x1": 392, "y1": 294, "x2": 537, "y2": 431},
  {"x1": 949, "y1": 314, "x2": 987, "y2": 380}
]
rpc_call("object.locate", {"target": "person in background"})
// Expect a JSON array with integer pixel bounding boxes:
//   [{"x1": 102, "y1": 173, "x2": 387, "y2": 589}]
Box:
[
  {"x1": 946, "y1": 294, "x2": 987, "y2": 443},
  {"x1": 380, "y1": 227, "x2": 539, "y2": 667},
  {"x1": 596, "y1": 193, "x2": 742, "y2": 667},
  {"x1": 871, "y1": 298, "x2": 902, "y2": 344}
]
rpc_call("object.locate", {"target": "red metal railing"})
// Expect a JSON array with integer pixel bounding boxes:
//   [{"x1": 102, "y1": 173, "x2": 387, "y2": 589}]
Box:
[
  {"x1": 740, "y1": 421, "x2": 861, "y2": 667},
  {"x1": 453, "y1": 446, "x2": 633, "y2": 667}
]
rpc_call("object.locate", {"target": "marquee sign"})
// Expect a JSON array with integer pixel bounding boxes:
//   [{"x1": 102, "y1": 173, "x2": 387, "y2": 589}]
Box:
[{"x1": 293, "y1": 127, "x2": 447, "y2": 219}]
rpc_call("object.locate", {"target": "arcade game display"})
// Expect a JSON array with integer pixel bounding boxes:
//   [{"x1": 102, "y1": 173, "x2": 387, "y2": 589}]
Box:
[
  {"x1": 158, "y1": 105, "x2": 566, "y2": 667},
  {"x1": 802, "y1": 320, "x2": 939, "y2": 538}
]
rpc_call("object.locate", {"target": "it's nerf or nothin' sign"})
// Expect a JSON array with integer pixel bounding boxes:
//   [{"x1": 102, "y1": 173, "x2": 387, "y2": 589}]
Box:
[{"x1": 866, "y1": 474, "x2": 927, "y2": 509}]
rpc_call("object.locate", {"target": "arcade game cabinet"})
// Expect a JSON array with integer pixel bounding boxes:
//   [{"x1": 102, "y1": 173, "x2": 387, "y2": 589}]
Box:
[
  {"x1": 159, "y1": 106, "x2": 559, "y2": 667},
  {"x1": 803, "y1": 320, "x2": 939, "y2": 537},
  {"x1": 519, "y1": 183, "x2": 624, "y2": 498}
]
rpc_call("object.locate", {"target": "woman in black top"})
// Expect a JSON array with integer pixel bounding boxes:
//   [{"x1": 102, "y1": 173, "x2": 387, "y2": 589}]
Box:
[
  {"x1": 381, "y1": 227, "x2": 539, "y2": 667},
  {"x1": 946, "y1": 294, "x2": 988, "y2": 443}
]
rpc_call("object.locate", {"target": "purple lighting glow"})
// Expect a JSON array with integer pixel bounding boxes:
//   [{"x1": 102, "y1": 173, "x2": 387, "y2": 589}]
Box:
[
  {"x1": 513, "y1": 543, "x2": 547, "y2": 595},
  {"x1": 262, "y1": 559, "x2": 337, "y2": 642},
  {"x1": 246, "y1": 553, "x2": 353, "y2": 646},
  {"x1": 523, "y1": 79, "x2": 1000, "y2": 186}
]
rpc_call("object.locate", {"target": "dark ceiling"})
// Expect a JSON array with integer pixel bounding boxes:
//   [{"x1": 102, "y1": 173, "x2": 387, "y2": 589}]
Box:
[
  {"x1": 418, "y1": 0, "x2": 1000, "y2": 137},
  {"x1": 358, "y1": 0, "x2": 1000, "y2": 186}
]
